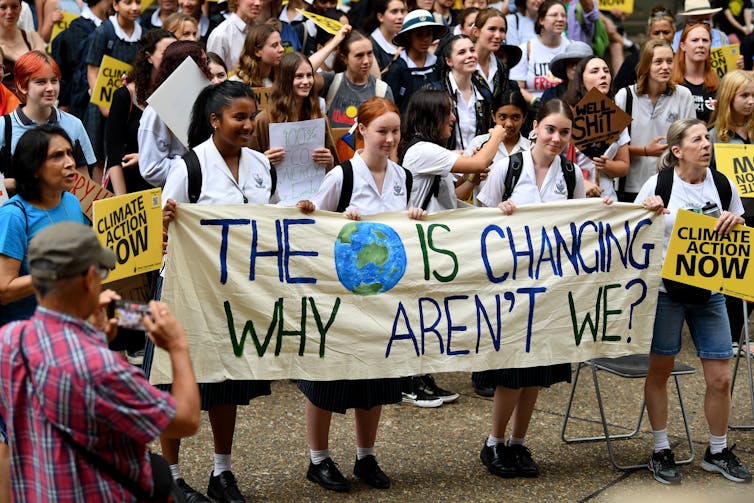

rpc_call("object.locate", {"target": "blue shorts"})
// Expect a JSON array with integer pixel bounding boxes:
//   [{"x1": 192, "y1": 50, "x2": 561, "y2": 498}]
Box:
[{"x1": 651, "y1": 292, "x2": 733, "y2": 359}]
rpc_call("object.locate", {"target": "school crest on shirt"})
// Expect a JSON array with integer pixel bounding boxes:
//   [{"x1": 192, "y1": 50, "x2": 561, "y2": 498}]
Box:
[
  {"x1": 254, "y1": 174, "x2": 265, "y2": 188},
  {"x1": 393, "y1": 182, "x2": 405, "y2": 197},
  {"x1": 555, "y1": 176, "x2": 567, "y2": 196}
]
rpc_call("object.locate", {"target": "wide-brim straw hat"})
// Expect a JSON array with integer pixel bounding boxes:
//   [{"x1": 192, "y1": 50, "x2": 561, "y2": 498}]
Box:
[
  {"x1": 679, "y1": 0, "x2": 722, "y2": 16},
  {"x1": 392, "y1": 10, "x2": 449, "y2": 47},
  {"x1": 549, "y1": 41, "x2": 593, "y2": 81}
]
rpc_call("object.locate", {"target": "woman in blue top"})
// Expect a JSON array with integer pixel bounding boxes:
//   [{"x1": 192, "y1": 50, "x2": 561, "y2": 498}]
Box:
[{"x1": 0, "y1": 125, "x2": 88, "y2": 326}]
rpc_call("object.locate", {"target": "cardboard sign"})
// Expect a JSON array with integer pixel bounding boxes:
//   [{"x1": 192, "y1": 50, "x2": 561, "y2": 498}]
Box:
[
  {"x1": 710, "y1": 44, "x2": 740, "y2": 79},
  {"x1": 0, "y1": 173, "x2": 8, "y2": 205},
  {"x1": 269, "y1": 118, "x2": 326, "y2": 205},
  {"x1": 296, "y1": 9, "x2": 343, "y2": 35},
  {"x1": 252, "y1": 87, "x2": 272, "y2": 111},
  {"x1": 107, "y1": 273, "x2": 153, "y2": 302},
  {"x1": 571, "y1": 87, "x2": 632, "y2": 158},
  {"x1": 93, "y1": 189, "x2": 164, "y2": 283},
  {"x1": 662, "y1": 210, "x2": 753, "y2": 302},
  {"x1": 49, "y1": 11, "x2": 79, "y2": 44},
  {"x1": 70, "y1": 171, "x2": 114, "y2": 220},
  {"x1": 147, "y1": 57, "x2": 210, "y2": 147},
  {"x1": 90, "y1": 55, "x2": 133, "y2": 108},
  {"x1": 151, "y1": 201, "x2": 663, "y2": 384},
  {"x1": 597, "y1": 0, "x2": 633, "y2": 14},
  {"x1": 714, "y1": 143, "x2": 754, "y2": 199}
]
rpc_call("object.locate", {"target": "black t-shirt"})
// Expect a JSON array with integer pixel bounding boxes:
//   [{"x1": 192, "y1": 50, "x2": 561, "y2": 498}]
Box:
[
  {"x1": 714, "y1": 0, "x2": 753, "y2": 39},
  {"x1": 683, "y1": 80, "x2": 717, "y2": 124}
]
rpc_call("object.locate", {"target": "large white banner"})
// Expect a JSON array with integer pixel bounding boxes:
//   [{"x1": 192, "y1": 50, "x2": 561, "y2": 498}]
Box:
[{"x1": 151, "y1": 201, "x2": 664, "y2": 384}]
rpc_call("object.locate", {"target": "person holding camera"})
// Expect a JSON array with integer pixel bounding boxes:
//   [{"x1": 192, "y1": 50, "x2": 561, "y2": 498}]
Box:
[{"x1": 0, "y1": 221, "x2": 201, "y2": 502}]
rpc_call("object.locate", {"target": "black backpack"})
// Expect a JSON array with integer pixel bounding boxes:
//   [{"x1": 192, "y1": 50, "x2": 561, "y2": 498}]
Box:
[
  {"x1": 336, "y1": 160, "x2": 413, "y2": 213},
  {"x1": 502, "y1": 151, "x2": 577, "y2": 201},
  {"x1": 654, "y1": 167, "x2": 733, "y2": 304},
  {"x1": 182, "y1": 150, "x2": 278, "y2": 203}
]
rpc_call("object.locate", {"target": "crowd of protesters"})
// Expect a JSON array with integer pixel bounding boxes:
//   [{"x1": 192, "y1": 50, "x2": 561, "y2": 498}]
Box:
[{"x1": 0, "y1": 0, "x2": 753, "y2": 501}]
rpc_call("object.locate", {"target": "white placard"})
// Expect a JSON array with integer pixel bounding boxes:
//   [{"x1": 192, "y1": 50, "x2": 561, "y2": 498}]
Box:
[
  {"x1": 146, "y1": 58, "x2": 210, "y2": 148},
  {"x1": 269, "y1": 118, "x2": 326, "y2": 205}
]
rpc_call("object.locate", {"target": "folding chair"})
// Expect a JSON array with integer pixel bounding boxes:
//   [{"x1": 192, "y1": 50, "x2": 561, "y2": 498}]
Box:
[
  {"x1": 561, "y1": 354, "x2": 696, "y2": 470},
  {"x1": 731, "y1": 298, "x2": 754, "y2": 430}
]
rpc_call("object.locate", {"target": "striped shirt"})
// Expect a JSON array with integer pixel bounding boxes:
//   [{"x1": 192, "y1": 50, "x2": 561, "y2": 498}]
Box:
[{"x1": 0, "y1": 307, "x2": 176, "y2": 502}]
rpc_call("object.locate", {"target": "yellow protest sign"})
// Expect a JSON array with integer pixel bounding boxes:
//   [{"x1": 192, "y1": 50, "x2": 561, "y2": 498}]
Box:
[
  {"x1": 714, "y1": 143, "x2": 754, "y2": 199},
  {"x1": 151, "y1": 201, "x2": 663, "y2": 384},
  {"x1": 49, "y1": 11, "x2": 79, "y2": 44},
  {"x1": 710, "y1": 44, "x2": 740, "y2": 79},
  {"x1": 597, "y1": 0, "x2": 633, "y2": 14},
  {"x1": 571, "y1": 87, "x2": 632, "y2": 158},
  {"x1": 662, "y1": 209, "x2": 753, "y2": 302},
  {"x1": 90, "y1": 55, "x2": 132, "y2": 108},
  {"x1": 70, "y1": 170, "x2": 113, "y2": 220},
  {"x1": 251, "y1": 87, "x2": 271, "y2": 111},
  {"x1": 296, "y1": 9, "x2": 343, "y2": 35},
  {"x1": 93, "y1": 188, "x2": 164, "y2": 283},
  {"x1": 141, "y1": 0, "x2": 156, "y2": 12}
]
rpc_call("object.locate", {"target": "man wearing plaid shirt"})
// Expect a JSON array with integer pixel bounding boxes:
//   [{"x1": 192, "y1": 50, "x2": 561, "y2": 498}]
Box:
[{"x1": 0, "y1": 223, "x2": 200, "y2": 502}]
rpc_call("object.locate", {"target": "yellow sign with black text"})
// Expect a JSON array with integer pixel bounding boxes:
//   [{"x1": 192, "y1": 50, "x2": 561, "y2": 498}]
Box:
[
  {"x1": 296, "y1": 9, "x2": 343, "y2": 35},
  {"x1": 597, "y1": 0, "x2": 633, "y2": 14},
  {"x1": 93, "y1": 189, "x2": 164, "y2": 283},
  {"x1": 714, "y1": 143, "x2": 754, "y2": 199},
  {"x1": 710, "y1": 44, "x2": 740, "y2": 79},
  {"x1": 90, "y1": 55, "x2": 133, "y2": 108},
  {"x1": 662, "y1": 210, "x2": 753, "y2": 302},
  {"x1": 50, "y1": 11, "x2": 79, "y2": 44}
]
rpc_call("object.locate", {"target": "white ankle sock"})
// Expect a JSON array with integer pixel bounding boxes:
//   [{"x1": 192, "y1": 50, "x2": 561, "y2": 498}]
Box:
[
  {"x1": 653, "y1": 429, "x2": 670, "y2": 452},
  {"x1": 508, "y1": 437, "x2": 525, "y2": 446},
  {"x1": 709, "y1": 433, "x2": 727, "y2": 455},
  {"x1": 213, "y1": 454, "x2": 231, "y2": 476},
  {"x1": 310, "y1": 449, "x2": 330, "y2": 464},
  {"x1": 356, "y1": 447, "x2": 375, "y2": 460},
  {"x1": 169, "y1": 464, "x2": 181, "y2": 481},
  {"x1": 486, "y1": 435, "x2": 505, "y2": 448}
]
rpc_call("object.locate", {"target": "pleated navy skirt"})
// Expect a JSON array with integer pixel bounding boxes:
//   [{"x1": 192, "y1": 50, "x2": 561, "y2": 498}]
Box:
[
  {"x1": 297, "y1": 378, "x2": 402, "y2": 414},
  {"x1": 472, "y1": 363, "x2": 572, "y2": 389}
]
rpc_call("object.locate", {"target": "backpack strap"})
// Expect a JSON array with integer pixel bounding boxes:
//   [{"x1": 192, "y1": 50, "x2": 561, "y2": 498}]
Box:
[
  {"x1": 403, "y1": 167, "x2": 413, "y2": 207},
  {"x1": 654, "y1": 167, "x2": 673, "y2": 207},
  {"x1": 502, "y1": 151, "x2": 524, "y2": 201},
  {"x1": 375, "y1": 79, "x2": 388, "y2": 98},
  {"x1": 102, "y1": 18, "x2": 118, "y2": 55},
  {"x1": 420, "y1": 175, "x2": 441, "y2": 211},
  {"x1": 654, "y1": 167, "x2": 732, "y2": 211},
  {"x1": 560, "y1": 155, "x2": 576, "y2": 200},
  {"x1": 711, "y1": 169, "x2": 732, "y2": 211},
  {"x1": 326, "y1": 73, "x2": 344, "y2": 111},
  {"x1": 270, "y1": 165, "x2": 277, "y2": 198},
  {"x1": 183, "y1": 150, "x2": 202, "y2": 204},
  {"x1": 336, "y1": 160, "x2": 354, "y2": 213},
  {"x1": 1, "y1": 114, "x2": 11, "y2": 176}
]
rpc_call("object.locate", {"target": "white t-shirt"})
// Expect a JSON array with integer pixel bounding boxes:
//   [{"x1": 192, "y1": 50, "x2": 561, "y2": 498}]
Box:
[
  {"x1": 162, "y1": 137, "x2": 278, "y2": 205},
  {"x1": 313, "y1": 151, "x2": 411, "y2": 214},
  {"x1": 402, "y1": 141, "x2": 460, "y2": 213},
  {"x1": 465, "y1": 133, "x2": 531, "y2": 206},
  {"x1": 510, "y1": 37, "x2": 569, "y2": 98},
  {"x1": 477, "y1": 151, "x2": 586, "y2": 207},
  {"x1": 505, "y1": 12, "x2": 535, "y2": 47},
  {"x1": 575, "y1": 128, "x2": 630, "y2": 201}
]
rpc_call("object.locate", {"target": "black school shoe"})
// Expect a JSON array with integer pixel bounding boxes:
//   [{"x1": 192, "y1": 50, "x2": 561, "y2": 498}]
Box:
[
  {"x1": 207, "y1": 470, "x2": 245, "y2": 503},
  {"x1": 176, "y1": 478, "x2": 211, "y2": 503},
  {"x1": 509, "y1": 444, "x2": 540, "y2": 477},
  {"x1": 480, "y1": 441, "x2": 517, "y2": 478},
  {"x1": 353, "y1": 455, "x2": 391, "y2": 489},
  {"x1": 307, "y1": 457, "x2": 351, "y2": 492}
]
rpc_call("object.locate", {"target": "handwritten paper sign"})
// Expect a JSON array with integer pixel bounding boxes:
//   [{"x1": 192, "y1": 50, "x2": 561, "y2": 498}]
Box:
[
  {"x1": 296, "y1": 9, "x2": 343, "y2": 35},
  {"x1": 269, "y1": 118, "x2": 326, "y2": 205},
  {"x1": 0, "y1": 173, "x2": 8, "y2": 205},
  {"x1": 710, "y1": 44, "x2": 740, "y2": 79},
  {"x1": 70, "y1": 171, "x2": 113, "y2": 220},
  {"x1": 252, "y1": 87, "x2": 271, "y2": 111},
  {"x1": 90, "y1": 55, "x2": 133, "y2": 108},
  {"x1": 714, "y1": 143, "x2": 754, "y2": 198},
  {"x1": 93, "y1": 189, "x2": 163, "y2": 283},
  {"x1": 597, "y1": 0, "x2": 633, "y2": 14},
  {"x1": 150, "y1": 201, "x2": 663, "y2": 384},
  {"x1": 663, "y1": 209, "x2": 753, "y2": 301},
  {"x1": 571, "y1": 87, "x2": 632, "y2": 158},
  {"x1": 50, "y1": 11, "x2": 79, "y2": 44},
  {"x1": 147, "y1": 57, "x2": 210, "y2": 147}
]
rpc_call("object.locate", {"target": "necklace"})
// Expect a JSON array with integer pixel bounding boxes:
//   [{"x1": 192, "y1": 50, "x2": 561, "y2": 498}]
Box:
[{"x1": 41, "y1": 202, "x2": 72, "y2": 225}]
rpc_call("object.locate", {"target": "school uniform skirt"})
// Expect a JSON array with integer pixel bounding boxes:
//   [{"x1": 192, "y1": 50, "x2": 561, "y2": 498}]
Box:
[
  {"x1": 297, "y1": 378, "x2": 402, "y2": 414},
  {"x1": 472, "y1": 363, "x2": 572, "y2": 390}
]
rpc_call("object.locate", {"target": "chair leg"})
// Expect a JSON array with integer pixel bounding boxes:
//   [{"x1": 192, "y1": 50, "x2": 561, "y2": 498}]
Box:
[
  {"x1": 672, "y1": 375, "x2": 695, "y2": 466},
  {"x1": 731, "y1": 299, "x2": 754, "y2": 430},
  {"x1": 561, "y1": 362, "x2": 585, "y2": 443}
]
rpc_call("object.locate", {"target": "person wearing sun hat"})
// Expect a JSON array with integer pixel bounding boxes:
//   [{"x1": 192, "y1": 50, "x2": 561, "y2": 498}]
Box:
[
  {"x1": 540, "y1": 40, "x2": 593, "y2": 102},
  {"x1": 384, "y1": 9, "x2": 449, "y2": 112},
  {"x1": 672, "y1": 0, "x2": 729, "y2": 49}
]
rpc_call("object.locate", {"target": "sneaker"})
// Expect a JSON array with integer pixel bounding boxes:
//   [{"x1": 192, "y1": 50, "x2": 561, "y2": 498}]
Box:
[
  {"x1": 419, "y1": 374, "x2": 459, "y2": 403},
  {"x1": 472, "y1": 380, "x2": 495, "y2": 398},
  {"x1": 701, "y1": 445, "x2": 753, "y2": 483},
  {"x1": 739, "y1": 343, "x2": 754, "y2": 356},
  {"x1": 207, "y1": 470, "x2": 245, "y2": 502},
  {"x1": 126, "y1": 348, "x2": 144, "y2": 366},
  {"x1": 648, "y1": 449, "x2": 681, "y2": 485},
  {"x1": 401, "y1": 376, "x2": 443, "y2": 408},
  {"x1": 176, "y1": 478, "x2": 211, "y2": 503},
  {"x1": 480, "y1": 441, "x2": 517, "y2": 478},
  {"x1": 509, "y1": 444, "x2": 539, "y2": 477}
]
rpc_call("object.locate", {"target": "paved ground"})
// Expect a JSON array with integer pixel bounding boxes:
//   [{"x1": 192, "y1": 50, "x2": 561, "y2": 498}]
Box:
[{"x1": 164, "y1": 331, "x2": 754, "y2": 502}]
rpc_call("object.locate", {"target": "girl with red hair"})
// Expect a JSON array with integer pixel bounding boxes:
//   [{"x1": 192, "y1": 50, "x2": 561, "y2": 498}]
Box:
[{"x1": 672, "y1": 22, "x2": 719, "y2": 123}]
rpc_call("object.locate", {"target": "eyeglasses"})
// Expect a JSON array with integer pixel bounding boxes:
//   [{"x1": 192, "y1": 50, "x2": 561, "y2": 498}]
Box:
[
  {"x1": 96, "y1": 266, "x2": 110, "y2": 280},
  {"x1": 545, "y1": 13, "x2": 567, "y2": 19},
  {"x1": 686, "y1": 19, "x2": 712, "y2": 26}
]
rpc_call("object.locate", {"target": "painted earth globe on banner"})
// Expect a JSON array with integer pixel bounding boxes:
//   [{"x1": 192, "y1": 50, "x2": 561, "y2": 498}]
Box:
[{"x1": 334, "y1": 222, "x2": 407, "y2": 295}]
